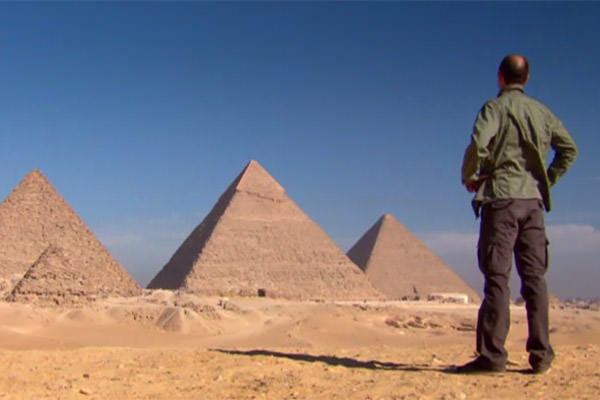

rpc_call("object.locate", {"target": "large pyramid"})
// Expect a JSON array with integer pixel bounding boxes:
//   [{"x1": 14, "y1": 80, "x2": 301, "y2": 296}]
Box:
[
  {"x1": 148, "y1": 160, "x2": 381, "y2": 300},
  {"x1": 347, "y1": 213, "x2": 480, "y2": 303},
  {"x1": 0, "y1": 169, "x2": 140, "y2": 302}
]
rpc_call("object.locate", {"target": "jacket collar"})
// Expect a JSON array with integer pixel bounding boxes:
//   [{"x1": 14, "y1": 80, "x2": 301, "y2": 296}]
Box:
[{"x1": 498, "y1": 84, "x2": 525, "y2": 96}]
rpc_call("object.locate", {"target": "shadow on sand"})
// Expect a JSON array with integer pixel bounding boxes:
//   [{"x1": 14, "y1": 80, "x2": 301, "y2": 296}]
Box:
[{"x1": 211, "y1": 348, "x2": 444, "y2": 372}]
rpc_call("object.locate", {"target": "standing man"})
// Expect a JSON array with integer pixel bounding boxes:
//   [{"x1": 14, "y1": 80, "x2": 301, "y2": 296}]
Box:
[{"x1": 457, "y1": 54, "x2": 577, "y2": 374}]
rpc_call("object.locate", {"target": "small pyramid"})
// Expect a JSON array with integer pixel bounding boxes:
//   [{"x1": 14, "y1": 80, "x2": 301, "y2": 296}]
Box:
[
  {"x1": 148, "y1": 160, "x2": 381, "y2": 300},
  {"x1": 8, "y1": 245, "x2": 134, "y2": 305},
  {"x1": 0, "y1": 169, "x2": 140, "y2": 300},
  {"x1": 347, "y1": 213, "x2": 480, "y2": 303}
]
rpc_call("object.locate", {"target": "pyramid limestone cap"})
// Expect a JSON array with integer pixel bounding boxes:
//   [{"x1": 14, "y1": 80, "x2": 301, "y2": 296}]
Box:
[{"x1": 231, "y1": 159, "x2": 286, "y2": 200}]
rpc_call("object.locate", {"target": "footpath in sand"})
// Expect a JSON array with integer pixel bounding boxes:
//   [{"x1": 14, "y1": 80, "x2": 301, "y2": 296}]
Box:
[{"x1": 0, "y1": 292, "x2": 599, "y2": 400}]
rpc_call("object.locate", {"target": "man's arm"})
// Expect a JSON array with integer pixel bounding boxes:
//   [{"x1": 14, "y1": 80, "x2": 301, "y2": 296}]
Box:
[
  {"x1": 547, "y1": 117, "x2": 578, "y2": 185},
  {"x1": 461, "y1": 101, "x2": 500, "y2": 188}
]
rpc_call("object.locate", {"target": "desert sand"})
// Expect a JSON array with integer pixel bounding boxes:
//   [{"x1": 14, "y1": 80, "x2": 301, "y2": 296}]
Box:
[{"x1": 0, "y1": 292, "x2": 599, "y2": 400}]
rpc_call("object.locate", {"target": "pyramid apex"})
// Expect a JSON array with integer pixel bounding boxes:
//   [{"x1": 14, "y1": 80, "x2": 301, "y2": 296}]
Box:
[
  {"x1": 234, "y1": 159, "x2": 285, "y2": 199},
  {"x1": 24, "y1": 168, "x2": 46, "y2": 179},
  {"x1": 16, "y1": 169, "x2": 53, "y2": 188},
  {"x1": 378, "y1": 213, "x2": 400, "y2": 228},
  {"x1": 5, "y1": 169, "x2": 55, "y2": 198},
  {"x1": 242, "y1": 159, "x2": 266, "y2": 173}
]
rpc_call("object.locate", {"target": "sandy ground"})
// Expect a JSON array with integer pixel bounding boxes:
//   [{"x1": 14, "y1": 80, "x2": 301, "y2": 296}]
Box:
[{"x1": 1, "y1": 291, "x2": 599, "y2": 400}]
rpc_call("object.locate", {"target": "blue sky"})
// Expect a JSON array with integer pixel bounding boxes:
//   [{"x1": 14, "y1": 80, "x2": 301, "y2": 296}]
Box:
[{"x1": 1, "y1": 3, "x2": 599, "y2": 298}]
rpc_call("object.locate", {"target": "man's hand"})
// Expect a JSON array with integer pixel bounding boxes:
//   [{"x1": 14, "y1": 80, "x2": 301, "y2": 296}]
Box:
[
  {"x1": 463, "y1": 175, "x2": 489, "y2": 193},
  {"x1": 464, "y1": 180, "x2": 480, "y2": 193}
]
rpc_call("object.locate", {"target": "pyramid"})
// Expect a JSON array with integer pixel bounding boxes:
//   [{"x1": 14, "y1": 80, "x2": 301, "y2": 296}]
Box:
[
  {"x1": 0, "y1": 169, "x2": 140, "y2": 301},
  {"x1": 347, "y1": 214, "x2": 480, "y2": 303},
  {"x1": 8, "y1": 245, "x2": 136, "y2": 305},
  {"x1": 148, "y1": 160, "x2": 381, "y2": 300}
]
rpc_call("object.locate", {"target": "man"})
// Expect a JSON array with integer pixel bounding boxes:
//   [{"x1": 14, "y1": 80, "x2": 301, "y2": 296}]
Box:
[{"x1": 456, "y1": 54, "x2": 577, "y2": 375}]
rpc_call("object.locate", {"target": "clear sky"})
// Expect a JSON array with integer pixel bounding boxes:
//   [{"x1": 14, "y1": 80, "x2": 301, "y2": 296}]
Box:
[{"x1": 1, "y1": 2, "x2": 598, "y2": 299}]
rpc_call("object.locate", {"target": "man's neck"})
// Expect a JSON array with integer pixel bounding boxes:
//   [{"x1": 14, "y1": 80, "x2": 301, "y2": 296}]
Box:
[{"x1": 498, "y1": 83, "x2": 525, "y2": 95}]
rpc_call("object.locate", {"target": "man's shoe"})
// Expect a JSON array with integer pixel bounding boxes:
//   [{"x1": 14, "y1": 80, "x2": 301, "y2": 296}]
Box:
[
  {"x1": 530, "y1": 363, "x2": 551, "y2": 375},
  {"x1": 448, "y1": 358, "x2": 505, "y2": 376},
  {"x1": 529, "y1": 353, "x2": 554, "y2": 374}
]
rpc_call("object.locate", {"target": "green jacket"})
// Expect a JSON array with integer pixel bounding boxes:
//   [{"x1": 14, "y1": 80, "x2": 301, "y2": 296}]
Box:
[{"x1": 461, "y1": 84, "x2": 577, "y2": 216}]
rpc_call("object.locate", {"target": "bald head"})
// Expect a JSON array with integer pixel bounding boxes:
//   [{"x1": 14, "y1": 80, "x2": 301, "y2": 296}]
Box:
[{"x1": 498, "y1": 54, "x2": 529, "y2": 85}]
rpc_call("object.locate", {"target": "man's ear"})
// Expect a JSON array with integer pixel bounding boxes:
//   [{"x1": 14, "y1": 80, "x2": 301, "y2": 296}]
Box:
[{"x1": 497, "y1": 71, "x2": 505, "y2": 89}]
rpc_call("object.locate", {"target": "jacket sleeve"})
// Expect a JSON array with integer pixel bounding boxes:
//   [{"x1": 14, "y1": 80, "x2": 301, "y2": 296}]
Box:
[
  {"x1": 547, "y1": 116, "x2": 578, "y2": 185},
  {"x1": 461, "y1": 101, "x2": 500, "y2": 183}
]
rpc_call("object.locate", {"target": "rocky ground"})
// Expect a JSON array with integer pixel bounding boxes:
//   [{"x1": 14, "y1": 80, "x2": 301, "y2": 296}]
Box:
[{"x1": 0, "y1": 291, "x2": 599, "y2": 400}]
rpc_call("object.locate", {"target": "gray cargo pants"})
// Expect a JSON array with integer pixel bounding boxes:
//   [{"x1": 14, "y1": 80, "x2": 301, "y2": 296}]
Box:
[{"x1": 476, "y1": 198, "x2": 554, "y2": 370}]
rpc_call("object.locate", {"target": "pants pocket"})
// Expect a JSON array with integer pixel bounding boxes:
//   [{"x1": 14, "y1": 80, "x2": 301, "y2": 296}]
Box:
[
  {"x1": 545, "y1": 238, "x2": 550, "y2": 269},
  {"x1": 490, "y1": 199, "x2": 514, "y2": 210},
  {"x1": 478, "y1": 242, "x2": 512, "y2": 276}
]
